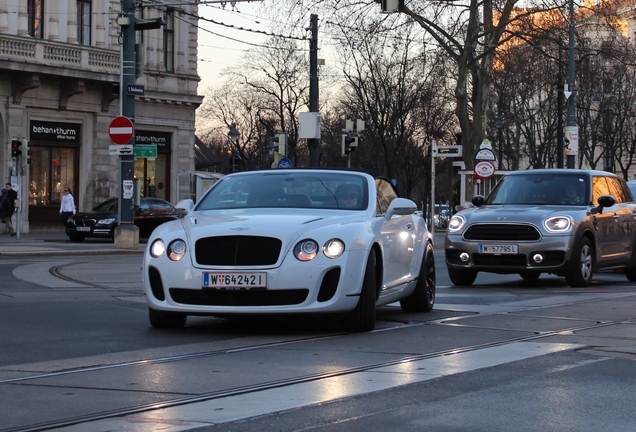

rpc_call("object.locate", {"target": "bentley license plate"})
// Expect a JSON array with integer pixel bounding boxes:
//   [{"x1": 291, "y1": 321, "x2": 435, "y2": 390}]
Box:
[
  {"x1": 478, "y1": 244, "x2": 518, "y2": 254},
  {"x1": 203, "y1": 272, "x2": 267, "y2": 289}
]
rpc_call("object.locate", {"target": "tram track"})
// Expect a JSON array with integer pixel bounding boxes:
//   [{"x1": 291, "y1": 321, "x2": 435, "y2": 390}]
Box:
[
  {"x1": 2, "y1": 263, "x2": 632, "y2": 432},
  {"x1": 1, "y1": 315, "x2": 623, "y2": 432}
]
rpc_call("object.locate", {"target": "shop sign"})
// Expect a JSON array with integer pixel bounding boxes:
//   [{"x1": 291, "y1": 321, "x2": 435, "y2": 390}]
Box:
[
  {"x1": 30, "y1": 120, "x2": 81, "y2": 143},
  {"x1": 136, "y1": 130, "x2": 171, "y2": 150}
]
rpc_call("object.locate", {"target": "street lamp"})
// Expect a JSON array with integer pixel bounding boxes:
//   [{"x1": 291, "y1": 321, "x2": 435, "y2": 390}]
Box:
[
  {"x1": 495, "y1": 119, "x2": 504, "y2": 170},
  {"x1": 228, "y1": 124, "x2": 240, "y2": 145}
]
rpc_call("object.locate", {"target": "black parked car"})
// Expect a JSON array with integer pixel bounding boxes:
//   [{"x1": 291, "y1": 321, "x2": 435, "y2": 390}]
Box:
[{"x1": 66, "y1": 197, "x2": 180, "y2": 242}]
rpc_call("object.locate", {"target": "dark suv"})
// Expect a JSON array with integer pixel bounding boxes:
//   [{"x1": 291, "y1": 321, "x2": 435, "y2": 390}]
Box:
[{"x1": 445, "y1": 169, "x2": 636, "y2": 286}]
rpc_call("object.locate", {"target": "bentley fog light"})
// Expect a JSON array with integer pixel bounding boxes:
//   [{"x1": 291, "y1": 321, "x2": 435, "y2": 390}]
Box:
[
  {"x1": 323, "y1": 239, "x2": 345, "y2": 259},
  {"x1": 533, "y1": 254, "x2": 544, "y2": 264},
  {"x1": 295, "y1": 239, "x2": 319, "y2": 261},
  {"x1": 544, "y1": 216, "x2": 571, "y2": 232},
  {"x1": 460, "y1": 252, "x2": 470, "y2": 262},
  {"x1": 150, "y1": 239, "x2": 166, "y2": 258},
  {"x1": 168, "y1": 240, "x2": 187, "y2": 261}
]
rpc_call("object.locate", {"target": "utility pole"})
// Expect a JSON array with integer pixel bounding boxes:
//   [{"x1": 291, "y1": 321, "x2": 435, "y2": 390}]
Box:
[
  {"x1": 308, "y1": 14, "x2": 320, "y2": 167},
  {"x1": 565, "y1": 0, "x2": 577, "y2": 169},
  {"x1": 115, "y1": 0, "x2": 139, "y2": 249}
]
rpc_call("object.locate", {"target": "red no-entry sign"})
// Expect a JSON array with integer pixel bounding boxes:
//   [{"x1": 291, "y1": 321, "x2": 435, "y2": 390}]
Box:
[{"x1": 108, "y1": 116, "x2": 134, "y2": 145}]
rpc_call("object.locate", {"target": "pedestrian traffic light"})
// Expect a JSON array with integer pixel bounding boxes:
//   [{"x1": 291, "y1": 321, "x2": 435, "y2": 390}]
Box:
[
  {"x1": 11, "y1": 139, "x2": 22, "y2": 158},
  {"x1": 21, "y1": 139, "x2": 34, "y2": 167}
]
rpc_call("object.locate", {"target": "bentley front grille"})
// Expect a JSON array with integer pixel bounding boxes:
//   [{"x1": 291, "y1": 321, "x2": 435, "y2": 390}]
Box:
[
  {"x1": 195, "y1": 236, "x2": 282, "y2": 266},
  {"x1": 169, "y1": 288, "x2": 308, "y2": 306}
]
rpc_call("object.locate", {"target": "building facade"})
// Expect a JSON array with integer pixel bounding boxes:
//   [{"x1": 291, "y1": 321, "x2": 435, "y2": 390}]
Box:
[{"x1": 1, "y1": 0, "x2": 202, "y2": 231}]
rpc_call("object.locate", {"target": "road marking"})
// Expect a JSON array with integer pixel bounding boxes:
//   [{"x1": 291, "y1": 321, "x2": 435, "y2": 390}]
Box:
[{"x1": 52, "y1": 342, "x2": 583, "y2": 431}]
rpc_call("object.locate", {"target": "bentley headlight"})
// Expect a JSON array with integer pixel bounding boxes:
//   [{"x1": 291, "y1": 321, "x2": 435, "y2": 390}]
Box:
[
  {"x1": 448, "y1": 215, "x2": 466, "y2": 233},
  {"x1": 294, "y1": 239, "x2": 319, "y2": 261},
  {"x1": 323, "y1": 239, "x2": 345, "y2": 259},
  {"x1": 98, "y1": 218, "x2": 116, "y2": 225},
  {"x1": 167, "y1": 239, "x2": 187, "y2": 261},
  {"x1": 150, "y1": 239, "x2": 166, "y2": 258},
  {"x1": 545, "y1": 216, "x2": 571, "y2": 232}
]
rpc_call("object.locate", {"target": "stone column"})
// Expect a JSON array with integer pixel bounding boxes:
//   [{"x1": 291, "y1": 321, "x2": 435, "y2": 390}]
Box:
[
  {"x1": 94, "y1": 0, "x2": 105, "y2": 47},
  {"x1": 18, "y1": 2, "x2": 29, "y2": 36},
  {"x1": 48, "y1": 0, "x2": 60, "y2": 41},
  {"x1": 66, "y1": 0, "x2": 77, "y2": 44}
]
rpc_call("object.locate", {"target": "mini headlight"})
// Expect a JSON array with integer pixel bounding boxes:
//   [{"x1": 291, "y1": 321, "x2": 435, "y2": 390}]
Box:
[
  {"x1": 448, "y1": 215, "x2": 466, "y2": 232},
  {"x1": 98, "y1": 218, "x2": 116, "y2": 225},
  {"x1": 150, "y1": 239, "x2": 166, "y2": 258},
  {"x1": 323, "y1": 239, "x2": 345, "y2": 259},
  {"x1": 167, "y1": 239, "x2": 187, "y2": 261},
  {"x1": 294, "y1": 239, "x2": 319, "y2": 261},
  {"x1": 544, "y1": 216, "x2": 572, "y2": 232}
]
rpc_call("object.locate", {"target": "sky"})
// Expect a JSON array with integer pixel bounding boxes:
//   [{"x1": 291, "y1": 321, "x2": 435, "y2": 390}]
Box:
[{"x1": 195, "y1": 2, "x2": 278, "y2": 94}]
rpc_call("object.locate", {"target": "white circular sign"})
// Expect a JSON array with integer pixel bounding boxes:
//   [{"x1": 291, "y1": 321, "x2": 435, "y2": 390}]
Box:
[{"x1": 474, "y1": 161, "x2": 496, "y2": 178}]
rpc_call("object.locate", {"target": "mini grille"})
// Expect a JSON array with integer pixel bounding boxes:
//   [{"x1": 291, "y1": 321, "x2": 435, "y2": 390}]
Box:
[
  {"x1": 195, "y1": 236, "x2": 282, "y2": 266},
  {"x1": 464, "y1": 224, "x2": 541, "y2": 241},
  {"x1": 169, "y1": 288, "x2": 308, "y2": 306},
  {"x1": 472, "y1": 254, "x2": 527, "y2": 266}
]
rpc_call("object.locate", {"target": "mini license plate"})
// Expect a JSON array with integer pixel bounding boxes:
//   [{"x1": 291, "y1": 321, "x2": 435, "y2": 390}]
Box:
[
  {"x1": 76, "y1": 227, "x2": 91, "y2": 232},
  {"x1": 203, "y1": 272, "x2": 267, "y2": 289},
  {"x1": 478, "y1": 244, "x2": 518, "y2": 254}
]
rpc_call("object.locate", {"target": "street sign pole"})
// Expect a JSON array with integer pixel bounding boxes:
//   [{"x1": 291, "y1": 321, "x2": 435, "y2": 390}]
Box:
[{"x1": 115, "y1": 0, "x2": 139, "y2": 249}]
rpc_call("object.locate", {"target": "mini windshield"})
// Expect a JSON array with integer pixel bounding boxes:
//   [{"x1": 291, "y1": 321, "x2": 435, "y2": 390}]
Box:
[
  {"x1": 195, "y1": 172, "x2": 368, "y2": 211},
  {"x1": 486, "y1": 174, "x2": 589, "y2": 205}
]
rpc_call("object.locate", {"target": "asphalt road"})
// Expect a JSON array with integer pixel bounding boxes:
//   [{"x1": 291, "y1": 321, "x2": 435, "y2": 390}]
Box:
[{"x1": 1, "y1": 249, "x2": 635, "y2": 432}]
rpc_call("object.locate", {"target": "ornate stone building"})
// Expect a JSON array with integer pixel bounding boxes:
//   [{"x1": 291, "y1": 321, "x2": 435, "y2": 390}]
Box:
[{"x1": 0, "y1": 0, "x2": 202, "y2": 231}]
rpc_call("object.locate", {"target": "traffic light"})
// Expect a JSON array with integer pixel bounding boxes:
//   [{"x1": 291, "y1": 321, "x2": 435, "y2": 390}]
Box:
[
  {"x1": 21, "y1": 139, "x2": 34, "y2": 167},
  {"x1": 277, "y1": 133, "x2": 286, "y2": 157},
  {"x1": 11, "y1": 139, "x2": 22, "y2": 158},
  {"x1": 341, "y1": 135, "x2": 358, "y2": 156},
  {"x1": 231, "y1": 151, "x2": 241, "y2": 173}
]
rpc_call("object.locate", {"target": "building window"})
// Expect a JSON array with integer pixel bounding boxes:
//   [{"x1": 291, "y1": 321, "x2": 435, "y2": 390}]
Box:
[
  {"x1": 77, "y1": 0, "x2": 91, "y2": 46},
  {"x1": 164, "y1": 8, "x2": 174, "y2": 73},
  {"x1": 28, "y1": 0, "x2": 44, "y2": 38}
]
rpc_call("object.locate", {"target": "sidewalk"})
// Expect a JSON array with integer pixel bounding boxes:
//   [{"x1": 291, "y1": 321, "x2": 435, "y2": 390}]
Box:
[
  {"x1": 0, "y1": 228, "x2": 145, "y2": 256},
  {"x1": 0, "y1": 227, "x2": 445, "y2": 256}
]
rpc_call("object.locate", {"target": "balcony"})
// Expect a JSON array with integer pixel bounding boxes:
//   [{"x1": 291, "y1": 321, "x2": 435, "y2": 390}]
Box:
[{"x1": 0, "y1": 34, "x2": 120, "y2": 82}]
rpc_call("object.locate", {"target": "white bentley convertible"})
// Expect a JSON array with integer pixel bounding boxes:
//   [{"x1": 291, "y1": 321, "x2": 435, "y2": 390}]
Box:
[{"x1": 143, "y1": 169, "x2": 435, "y2": 332}]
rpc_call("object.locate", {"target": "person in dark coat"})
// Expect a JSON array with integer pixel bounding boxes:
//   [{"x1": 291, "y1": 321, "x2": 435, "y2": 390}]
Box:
[{"x1": 0, "y1": 188, "x2": 16, "y2": 236}]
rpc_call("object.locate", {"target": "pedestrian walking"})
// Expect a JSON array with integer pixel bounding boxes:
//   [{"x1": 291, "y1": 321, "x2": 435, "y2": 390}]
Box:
[
  {"x1": 60, "y1": 187, "x2": 76, "y2": 228},
  {"x1": 0, "y1": 188, "x2": 16, "y2": 236},
  {"x1": 5, "y1": 182, "x2": 17, "y2": 204}
]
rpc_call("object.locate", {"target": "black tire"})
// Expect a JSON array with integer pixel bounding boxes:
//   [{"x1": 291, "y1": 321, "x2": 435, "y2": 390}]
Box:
[
  {"x1": 149, "y1": 307, "x2": 187, "y2": 329},
  {"x1": 626, "y1": 266, "x2": 636, "y2": 282},
  {"x1": 68, "y1": 234, "x2": 85, "y2": 243},
  {"x1": 344, "y1": 249, "x2": 377, "y2": 332},
  {"x1": 448, "y1": 269, "x2": 477, "y2": 286},
  {"x1": 565, "y1": 237, "x2": 593, "y2": 287},
  {"x1": 519, "y1": 271, "x2": 540, "y2": 281},
  {"x1": 400, "y1": 243, "x2": 436, "y2": 312}
]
